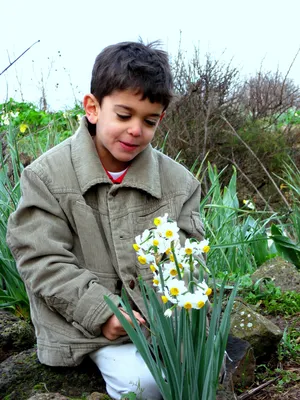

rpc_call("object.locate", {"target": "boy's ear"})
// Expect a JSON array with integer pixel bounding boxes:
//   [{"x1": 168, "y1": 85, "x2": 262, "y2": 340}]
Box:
[{"x1": 83, "y1": 94, "x2": 99, "y2": 124}]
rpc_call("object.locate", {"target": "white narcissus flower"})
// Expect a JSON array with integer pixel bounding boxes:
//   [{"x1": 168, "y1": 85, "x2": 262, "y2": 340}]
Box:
[
  {"x1": 137, "y1": 250, "x2": 155, "y2": 266},
  {"x1": 193, "y1": 290, "x2": 208, "y2": 309},
  {"x1": 197, "y1": 239, "x2": 210, "y2": 254},
  {"x1": 243, "y1": 199, "x2": 255, "y2": 210},
  {"x1": 152, "y1": 232, "x2": 171, "y2": 254},
  {"x1": 165, "y1": 278, "x2": 187, "y2": 298},
  {"x1": 165, "y1": 262, "x2": 180, "y2": 278},
  {"x1": 156, "y1": 221, "x2": 180, "y2": 242},
  {"x1": 133, "y1": 215, "x2": 212, "y2": 311},
  {"x1": 149, "y1": 262, "x2": 158, "y2": 273},
  {"x1": 164, "y1": 308, "x2": 173, "y2": 318},
  {"x1": 153, "y1": 213, "x2": 169, "y2": 227},
  {"x1": 1, "y1": 114, "x2": 10, "y2": 125},
  {"x1": 177, "y1": 292, "x2": 196, "y2": 309},
  {"x1": 152, "y1": 270, "x2": 170, "y2": 293},
  {"x1": 197, "y1": 280, "x2": 213, "y2": 296},
  {"x1": 152, "y1": 274, "x2": 161, "y2": 287},
  {"x1": 134, "y1": 229, "x2": 152, "y2": 252},
  {"x1": 177, "y1": 289, "x2": 209, "y2": 310},
  {"x1": 183, "y1": 238, "x2": 200, "y2": 255}
]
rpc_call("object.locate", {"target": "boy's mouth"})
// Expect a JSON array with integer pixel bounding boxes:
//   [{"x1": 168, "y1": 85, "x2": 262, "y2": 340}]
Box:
[{"x1": 119, "y1": 141, "x2": 139, "y2": 151}]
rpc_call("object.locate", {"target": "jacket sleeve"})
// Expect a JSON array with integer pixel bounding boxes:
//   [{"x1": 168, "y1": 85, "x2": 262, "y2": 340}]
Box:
[
  {"x1": 176, "y1": 177, "x2": 207, "y2": 275},
  {"x1": 6, "y1": 167, "x2": 119, "y2": 337},
  {"x1": 177, "y1": 177, "x2": 205, "y2": 241}
]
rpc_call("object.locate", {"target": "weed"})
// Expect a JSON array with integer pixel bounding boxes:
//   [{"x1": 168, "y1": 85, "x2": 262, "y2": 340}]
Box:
[
  {"x1": 243, "y1": 279, "x2": 300, "y2": 316},
  {"x1": 278, "y1": 323, "x2": 300, "y2": 363}
]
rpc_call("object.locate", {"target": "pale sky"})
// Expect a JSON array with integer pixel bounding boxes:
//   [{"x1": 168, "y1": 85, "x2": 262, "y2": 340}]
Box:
[{"x1": 1, "y1": 0, "x2": 300, "y2": 110}]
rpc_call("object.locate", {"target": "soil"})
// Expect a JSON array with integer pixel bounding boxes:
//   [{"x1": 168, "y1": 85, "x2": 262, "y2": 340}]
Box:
[{"x1": 237, "y1": 313, "x2": 300, "y2": 400}]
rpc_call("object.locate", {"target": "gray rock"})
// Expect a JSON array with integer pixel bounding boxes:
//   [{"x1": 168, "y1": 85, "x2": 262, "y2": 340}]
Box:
[
  {"x1": 216, "y1": 335, "x2": 255, "y2": 399},
  {"x1": 251, "y1": 257, "x2": 300, "y2": 293},
  {"x1": 226, "y1": 335, "x2": 256, "y2": 389},
  {"x1": 0, "y1": 348, "x2": 106, "y2": 399},
  {"x1": 27, "y1": 394, "x2": 70, "y2": 400},
  {"x1": 230, "y1": 299, "x2": 282, "y2": 361},
  {"x1": 0, "y1": 310, "x2": 35, "y2": 362}
]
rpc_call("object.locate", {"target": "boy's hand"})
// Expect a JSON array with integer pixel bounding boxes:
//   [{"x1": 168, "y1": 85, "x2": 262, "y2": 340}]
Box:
[{"x1": 102, "y1": 308, "x2": 146, "y2": 341}]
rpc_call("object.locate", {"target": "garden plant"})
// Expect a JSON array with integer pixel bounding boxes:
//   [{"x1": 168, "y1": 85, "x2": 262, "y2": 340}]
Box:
[{"x1": 0, "y1": 64, "x2": 300, "y2": 398}]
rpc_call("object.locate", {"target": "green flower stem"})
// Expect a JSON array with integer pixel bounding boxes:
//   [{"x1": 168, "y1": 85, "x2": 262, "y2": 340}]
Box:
[
  {"x1": 171, "y1": 242, "x2": 182, "y2": 280},
  {"x1": 157, "y1": 261, "x2": 165, "y2": 291},
  {"x1": 189, "y1": 254, "x2": 194, "y2": 292}
]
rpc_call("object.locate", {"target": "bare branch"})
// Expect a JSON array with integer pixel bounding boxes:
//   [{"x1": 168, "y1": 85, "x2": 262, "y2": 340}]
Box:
[
  {"x1": 221, "y1": 115, "x2": 292, "y2": 211},
  {"x1": 0, "y1": 40, "x2": 40, "y2": 76}
]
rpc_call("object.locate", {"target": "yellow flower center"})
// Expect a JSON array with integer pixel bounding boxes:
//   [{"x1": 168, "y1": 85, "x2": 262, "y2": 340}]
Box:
[
  {"x1": 169, "y1": 254, "x2": 174, "y2": 262},
  {"x1": 197, "y1": 300, "x2": 205, "y2": 309},
  {"x1": 185, "y1": 248, "x2": 192, "y2": 255},
  {"x1": 154, "y1": 218, "x2": 161, "y2": 226},
  {"x1": 170, "y1": 287, "x2": 179, "y2": 296},
  {"x1": 150, "y1": 264, "x2": 156, "y2": 272},
  {"x1": 203, "y1": 245, "x2": 210, "y2": 253},
  {"x1": 165, "y1": 248, "x2": 171, "y2": 255},
  {"x1": 184, "y1": 302, "x2": 192, "y2": 309},
  {"x1": 206, "y1": 288, "x2": 212, "y2": 296},
  {"x1": 178, "y1": 263, "x2": 183, "y2": 270},
  {"x1": 170, "y1": 268, "x2": 177, "y2": 276},
  {"x1": 153, "y1": 239, "x2": 159, "y2": 246},
  {"x1": 153, "y1": 278, "x2": 159, "y2": 285},
  {"x1": 166, "y1": 230, "x2": 173, "y2": 238},
  {"x1": 133, "y1": 243, "x2": 140, "y2": 251},
  {"x1": 161, "y1": 295, "x2": 168, "y2": 304},
  {"x1": 20, "y1": 124, "x2": 28, "y2": 133},
  {"x1": 138, "y1": 255, "x2": 147, "y2": 265}
]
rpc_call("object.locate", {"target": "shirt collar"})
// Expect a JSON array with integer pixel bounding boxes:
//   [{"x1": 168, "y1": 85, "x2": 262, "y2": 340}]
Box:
[{"x1": 71, "y1": 117, "x2": 162, "y2": 199}]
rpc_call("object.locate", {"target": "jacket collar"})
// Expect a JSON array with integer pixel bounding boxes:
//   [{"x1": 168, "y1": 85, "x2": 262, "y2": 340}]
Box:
[{"x1": 71, "y1": 117, "x2": 162, "y2": 199}]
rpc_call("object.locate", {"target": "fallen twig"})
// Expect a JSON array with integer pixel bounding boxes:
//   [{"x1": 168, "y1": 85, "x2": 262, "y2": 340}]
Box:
[{"x1": 237, "y1": 378, "x2": 278, "y2": 400}]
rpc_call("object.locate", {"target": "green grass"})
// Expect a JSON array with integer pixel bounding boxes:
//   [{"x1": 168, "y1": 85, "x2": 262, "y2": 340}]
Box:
[{"x1": 0, "y1": 100, "x2": 299, "y2": 321}]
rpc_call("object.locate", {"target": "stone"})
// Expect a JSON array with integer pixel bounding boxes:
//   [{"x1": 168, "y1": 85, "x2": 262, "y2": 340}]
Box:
[
  {"x1": 0, "y1": 348, "x2": 106, "y2": 399},
  {"x1": 27, "y1": 394, "x2": 70, "y2": 400},
  {"x1": 216, "y1": 335, "x2": 255, "y2": 399},
  {"x1": 225, "y1": 335, "x2": 256, "y2": 389},
  {"x1": 87, "y1": 393, "x2": 111, "y2": 400},
  {"x1": 251, "y1": 257, "x2": 300, "y2": 293},
  {"x1": 230, "y1": 299, "x2": 282, "y2": 361},
  {"x1": 0, "y1": 310, "x2": 35, "y2": 362}
]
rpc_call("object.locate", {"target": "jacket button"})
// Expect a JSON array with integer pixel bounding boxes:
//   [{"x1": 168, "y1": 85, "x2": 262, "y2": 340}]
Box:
[{"x1": 129, "y1": 280, "x2": 135, "y2": 289}]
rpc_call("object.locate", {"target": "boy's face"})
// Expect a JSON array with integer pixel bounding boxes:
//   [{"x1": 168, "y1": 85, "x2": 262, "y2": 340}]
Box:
[{"x1": 84, "y1": 90, "x2": 165, "y2": 172}]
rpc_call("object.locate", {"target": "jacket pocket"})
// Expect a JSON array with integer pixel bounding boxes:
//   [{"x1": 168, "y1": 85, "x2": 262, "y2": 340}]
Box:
[
  {"x1": 191, "y1": 211, "x2": 205, "y2": 238},
  {"x1": 133, "y1": 200, "x2": 174, "y2": 234},
  {"x1": 73, "y1": 201, "x2": 114, "y2": 273}
]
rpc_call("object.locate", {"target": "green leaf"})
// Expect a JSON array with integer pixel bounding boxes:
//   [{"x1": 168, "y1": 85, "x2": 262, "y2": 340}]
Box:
[{"x1": 270, "y1": 224, "x2": 300, "y2": 268}]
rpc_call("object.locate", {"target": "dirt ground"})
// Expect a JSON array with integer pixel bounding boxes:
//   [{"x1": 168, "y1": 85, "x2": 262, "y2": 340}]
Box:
[{"x1": 238, "y1": 313, "x2": 300, "y2": 400}]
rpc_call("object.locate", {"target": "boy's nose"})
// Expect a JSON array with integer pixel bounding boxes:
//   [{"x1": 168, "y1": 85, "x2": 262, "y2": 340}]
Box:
[{"x1": 127, "y1": 122, "x2": 142, "y2": 136}]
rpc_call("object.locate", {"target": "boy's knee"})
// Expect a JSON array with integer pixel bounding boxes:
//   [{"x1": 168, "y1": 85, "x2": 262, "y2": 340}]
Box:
[
  {"x1": 90, "y1": 344, "x2": 162, "y2": 400},
  {"x1": 108, "y1": 370, "x2": 161, "y2": 400}
]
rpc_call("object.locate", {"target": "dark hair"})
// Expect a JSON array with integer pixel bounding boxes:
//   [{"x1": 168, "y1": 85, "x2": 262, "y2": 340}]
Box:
[{"x1": 90, "y1": 41, "x2": 173, "y2": 110}]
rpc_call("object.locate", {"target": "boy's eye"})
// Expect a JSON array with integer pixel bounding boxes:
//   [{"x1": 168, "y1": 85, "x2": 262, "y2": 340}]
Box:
[
  {"x1": 145, "y1": 119, "x2": 157, "y2": 127},
  {"x1": 117, "y1": 113, "x2": 130, "y2": 120}
]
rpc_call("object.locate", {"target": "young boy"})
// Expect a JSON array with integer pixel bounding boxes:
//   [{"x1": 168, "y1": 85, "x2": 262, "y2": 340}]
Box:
[{"x1": 6, "y1": 41, "x2": 204, "y2": 399}]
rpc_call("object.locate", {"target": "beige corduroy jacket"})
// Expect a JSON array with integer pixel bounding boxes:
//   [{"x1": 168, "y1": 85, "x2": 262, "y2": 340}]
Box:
[{"x1": 6, "y1": 117, "x2": 204, "y2": 366}]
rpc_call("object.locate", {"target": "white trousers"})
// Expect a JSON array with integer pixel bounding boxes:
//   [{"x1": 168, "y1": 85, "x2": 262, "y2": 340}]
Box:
[{"x1": 90, "y1": 343, "x2": 162, "y2": 400}]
